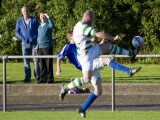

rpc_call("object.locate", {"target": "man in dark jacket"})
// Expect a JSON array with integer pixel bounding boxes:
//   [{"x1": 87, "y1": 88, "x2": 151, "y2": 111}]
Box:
[{"x1": 16, "y1": 5, "x2": 40, "y2": 82}]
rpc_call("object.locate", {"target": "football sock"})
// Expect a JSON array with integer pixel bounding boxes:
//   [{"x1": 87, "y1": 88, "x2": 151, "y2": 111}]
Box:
[
  {"x1": 64, "y1": 77, "x2": 86, "y2": 91},
  {"x1": 108, "y1": 60, "x2": 131, "y2": 74},
  {"x1": 108, "y1": 44, "x2": 132, "y2": 56},
  {"x1": 81, "y1": 92, "x2": 99, "y2": 111}
]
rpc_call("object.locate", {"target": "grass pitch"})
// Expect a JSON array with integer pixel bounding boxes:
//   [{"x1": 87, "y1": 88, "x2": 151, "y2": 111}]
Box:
[
  {"x1": 0, "y1": 63, "x2": 160, "y2": 119},
  {"x1": 0, "y1": 111, "x2": 160, "y2": 120},
  {"x1": 0, "y1": 63, "x2": 160, "y2": 83}
]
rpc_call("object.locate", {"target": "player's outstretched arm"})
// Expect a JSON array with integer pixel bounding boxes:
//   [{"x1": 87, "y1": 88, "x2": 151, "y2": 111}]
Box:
[
  {"x1": 95, "y1": 32, "x2": 121, "y2": 42},
  {"x1": 56, "y1": 57, "x2": 62, "y2": 76}
]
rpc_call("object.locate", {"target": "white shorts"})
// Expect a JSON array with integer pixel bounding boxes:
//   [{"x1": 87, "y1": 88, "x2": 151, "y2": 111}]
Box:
[
  {"x1": 78, "y1": 44, "x2": 102, "y2": 72},
  {"x1": 92, "y1": 57, "x2": 104, "y2": 74},
  {"x1": 90, "y1": 57, "x2": 104, "y2": 85},
  {"x1": 78, "y1": 45, "x2": 104, "y2": 85}
]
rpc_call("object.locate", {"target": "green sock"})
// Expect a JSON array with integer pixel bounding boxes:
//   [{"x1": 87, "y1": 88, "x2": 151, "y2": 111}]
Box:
[
  {"x1": 64, "y1": 77, "x2": 86, "y2": 91},
  {"x1": 108, "y1": 44, "x2": 131, "y2": 55}
]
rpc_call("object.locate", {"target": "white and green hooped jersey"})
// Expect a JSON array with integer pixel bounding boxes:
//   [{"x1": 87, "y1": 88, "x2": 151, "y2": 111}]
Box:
[{"x1": 73, "y1": 21, "x2": 96, "y2": 56}]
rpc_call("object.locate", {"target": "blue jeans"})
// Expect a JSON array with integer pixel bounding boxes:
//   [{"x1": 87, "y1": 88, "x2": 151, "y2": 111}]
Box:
[{"x1": 22, "y1": 42, "x2": 40, "y2": 81}]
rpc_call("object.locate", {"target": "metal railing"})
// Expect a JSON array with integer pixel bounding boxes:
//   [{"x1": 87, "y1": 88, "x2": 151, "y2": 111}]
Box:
[{"x1": 1, "y1": 54, "x2": 160, "y2": 112}]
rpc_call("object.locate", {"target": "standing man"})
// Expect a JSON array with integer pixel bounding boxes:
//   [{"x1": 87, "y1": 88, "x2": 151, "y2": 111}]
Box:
[
  {"x1": 16, "y1": 5, "x2": 40, "y2": 82},
  {"x1": 35, "y1": 12, "x2": 55, "y2": 84}
]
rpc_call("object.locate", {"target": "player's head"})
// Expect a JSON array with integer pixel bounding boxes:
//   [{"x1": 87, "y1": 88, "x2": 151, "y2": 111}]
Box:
[
  {"x1": 21, "y1": 5, "x2": 29, "y2": 18},
  {"x1": 67, "y1": 31, "x2": 74, "y2": 43},
  {"x1": 82, "y1": 10, "x2": 95, "y2": 25}
]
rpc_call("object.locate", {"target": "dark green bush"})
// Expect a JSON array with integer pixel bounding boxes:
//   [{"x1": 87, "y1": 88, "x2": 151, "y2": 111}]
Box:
[{"x1": 0, "y1": 0, "x2": 160, "y2": 63}]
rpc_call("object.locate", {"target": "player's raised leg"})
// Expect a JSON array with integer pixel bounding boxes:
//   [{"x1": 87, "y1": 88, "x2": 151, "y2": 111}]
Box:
[
  {"x1": 99, "y1": 43, "x2": 139, "y2": 58},
  {"x1": 103, "y1": 58, "x2": 141, "y2": 77}
]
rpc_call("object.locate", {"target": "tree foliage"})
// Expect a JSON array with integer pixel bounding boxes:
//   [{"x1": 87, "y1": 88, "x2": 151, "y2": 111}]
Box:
[{"x1": 0, "y1": 0, "x2": 159, "y2": 57}]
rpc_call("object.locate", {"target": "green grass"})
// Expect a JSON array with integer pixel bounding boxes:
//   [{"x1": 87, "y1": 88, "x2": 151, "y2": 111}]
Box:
[
  {"x1": 0, "y1": 63, "x2": 160, "y2": 119},
  {"x1": 0, "y1": 111, "x2": 160, "y2": 120},
  {"x1": 0, "y1": 62, "x2": 160, "y2": 83}
]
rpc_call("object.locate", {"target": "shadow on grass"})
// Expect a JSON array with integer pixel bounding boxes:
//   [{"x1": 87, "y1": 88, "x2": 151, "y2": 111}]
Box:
[
  {"x1": 0, "y1": 76, "x2": 160, "y2": 84},
  {"x1": 0, "y1": 80, "x2": 24, "y2": 84},
  {"x1": 0, "y1": 78, "x2": 71, "y2": 84}
]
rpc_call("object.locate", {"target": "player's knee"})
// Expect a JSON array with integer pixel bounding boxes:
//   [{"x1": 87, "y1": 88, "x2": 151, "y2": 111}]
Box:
[
  {"x1": 100, "y1": 43, "x2": 111, "y2": 54},
  {"x1": 84, "y1": 78, "x2": 90, "y2": 83},
  {"x1": 102, "y1": 58, "x2": 111, "y2": 66},
  {"x1": 95, "y1": 88, "x2": 102, "y2": 95},
  {"x1": 82, "y1": 76, "x2": 90, "y2": 83},
  {"x1": 83, "y1": 73, "x2": 92, "y2": 83},
  {"x1": 94, "y1": 90, "x2": 102, "y2": 97}
]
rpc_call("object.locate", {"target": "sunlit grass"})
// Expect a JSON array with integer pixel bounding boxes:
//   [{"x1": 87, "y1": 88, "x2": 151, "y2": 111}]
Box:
[
  {"x1": 0, "y1": 62, "x2": 160, "y2": 83},
  {"x1": 0, "y1": 111, "x2": 160, "y2": 120}
]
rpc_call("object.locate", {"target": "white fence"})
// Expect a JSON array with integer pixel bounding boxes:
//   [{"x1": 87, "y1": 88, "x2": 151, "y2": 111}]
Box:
[{"x1": 1, "y1": 54, "x2": 160, "y2": 112}]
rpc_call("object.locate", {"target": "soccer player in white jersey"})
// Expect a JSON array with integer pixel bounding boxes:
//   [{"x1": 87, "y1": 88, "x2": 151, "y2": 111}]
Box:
[{"x1": 59, "y1": 10, "x2": 140, "y2": 117}]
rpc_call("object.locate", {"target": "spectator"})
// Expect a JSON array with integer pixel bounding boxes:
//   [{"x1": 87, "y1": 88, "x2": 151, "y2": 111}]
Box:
[
  {"x1": 16, "y1": 5, "x2": 40, "y2": 82},
  {"x1": 35, "y1": 12, "x2": 55, "y2": 84}
]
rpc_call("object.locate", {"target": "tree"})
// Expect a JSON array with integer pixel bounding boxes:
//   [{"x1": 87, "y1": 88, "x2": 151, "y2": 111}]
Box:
[{"x1": 0, "y1": 0, "x2": 159, "y2": 60}]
